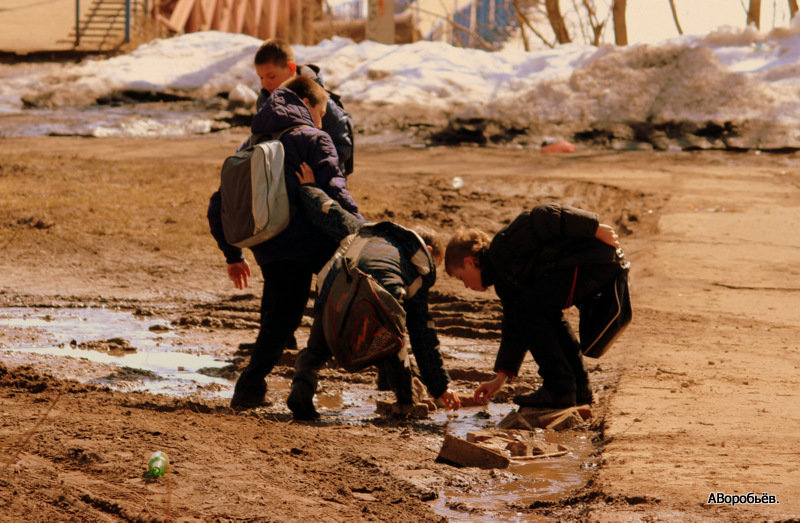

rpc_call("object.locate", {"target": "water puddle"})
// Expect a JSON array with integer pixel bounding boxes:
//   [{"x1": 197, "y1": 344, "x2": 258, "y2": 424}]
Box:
[
  {"x1": 1, "y1": 306, "x2": 595, "y2": 517},
  {"x1": 430, "y1": 429, "x2": 595, "y2": 521},
  {"x1": 0, "y1": 106, "x2": 218, "y2": 138},
  {"x1": 0, "y1": 307, "x2": 232, "y2": 398}
]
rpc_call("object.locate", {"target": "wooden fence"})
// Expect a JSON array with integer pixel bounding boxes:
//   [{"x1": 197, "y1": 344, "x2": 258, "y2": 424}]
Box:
[{"x1": 155, "y1": 0, "x2": 321, "y2": 44}]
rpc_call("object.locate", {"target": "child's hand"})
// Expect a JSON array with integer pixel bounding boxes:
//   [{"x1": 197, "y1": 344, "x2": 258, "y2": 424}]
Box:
[
  {"x1": 295, "y1": 162, "x2": 315, "y2": 185},
  {"x1": 227, "y1": 261, "x2": 251, "y2": 290},
  {"x1": 595, "y1": 223, "x2": 620, "y2": 248},
  {"x1": 473, "y1": 372, "x2": 509, "y2": 404},
  {"x1": 437, "y1": 390, "x2": 461, "y2": 411}
]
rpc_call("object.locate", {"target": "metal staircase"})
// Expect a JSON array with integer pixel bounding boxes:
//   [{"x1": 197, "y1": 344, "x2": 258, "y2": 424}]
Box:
[{"x1": 62, "y1": 0, "x2": 149, "y2": 51}]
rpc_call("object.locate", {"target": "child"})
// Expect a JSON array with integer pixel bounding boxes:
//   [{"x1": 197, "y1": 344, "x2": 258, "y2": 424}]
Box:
[
  {"x1": 235, "y1": 38, "x2": 355, "y2": 357},
  {"x1": 444, "y1": 202, "x2": 623, "y2": 409},
  {"x1": 207, "y1": 75, "x2": 361, "y2": 409},
  {"x1": 250, "y1": 38, "x2": 354, "y2": 176},
  {"x1": 285, "y1": 163, "x2": 460, "y2": 420}
]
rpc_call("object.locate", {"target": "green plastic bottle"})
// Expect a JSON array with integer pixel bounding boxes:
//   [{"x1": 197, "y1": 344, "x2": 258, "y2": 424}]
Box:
[{"x1": 147, "y1": 450, "x2": 169, "y2": 477}]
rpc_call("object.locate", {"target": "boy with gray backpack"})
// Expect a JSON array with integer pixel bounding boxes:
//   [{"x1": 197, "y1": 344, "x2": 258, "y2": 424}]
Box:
[
  {"x1": 286, "y1": 163, "x2": 461, "y2": 420},
  {"x1": 207, "y1": 76, "x2": 360, "y2": 410}
]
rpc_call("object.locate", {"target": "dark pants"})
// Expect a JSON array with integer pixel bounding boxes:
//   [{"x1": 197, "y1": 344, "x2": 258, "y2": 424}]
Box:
[
  {"x1": 513, "y1": 262, "x2": 621, "y2": 395},
  {"x1": 293, "y1": 319, "x2": 413, "y2": 404},
  {"x1": 235, "y1": 258, "x2": 315, "y2": 390}
]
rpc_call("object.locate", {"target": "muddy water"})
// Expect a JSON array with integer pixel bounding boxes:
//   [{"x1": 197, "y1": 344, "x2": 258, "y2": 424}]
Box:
[
  {"x1": 0, "y1": 306, "x2": 231, "y2": 397},
  {"x1": 0, "y1": 306, "x2": 596, "y2": 517}
]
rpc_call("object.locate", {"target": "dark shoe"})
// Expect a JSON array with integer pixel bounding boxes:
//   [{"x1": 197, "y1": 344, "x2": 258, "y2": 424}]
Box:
[
  {"x1": 287, "y1": 382, "x2": 319, "y2": 421},
  {"x1": 230, "y1": 377, "x2": 268, "y2": 410},
  {"x1": 513, "y1": 387, "x2": 576, "y2": 409},
  {"x1": 576, "y1": 383, "x2": 593, "y2": 405}
]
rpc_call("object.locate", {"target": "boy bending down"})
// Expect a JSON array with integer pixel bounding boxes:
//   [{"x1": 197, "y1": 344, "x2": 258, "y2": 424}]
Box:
[
  {"x1": 445, "y1": 202, "x2": 623, "y2": 409},
  {"x1": 287, "y1": 163, "x2": 460, "y2": 420}
]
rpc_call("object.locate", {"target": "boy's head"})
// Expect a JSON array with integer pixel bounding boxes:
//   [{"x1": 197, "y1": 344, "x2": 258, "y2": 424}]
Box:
[
  {"x1": 254, "y1": 39, "x2": 297, "y2": 93},
  {"x1": 281, "y1": 76, "x2": 328, "y2": 129},
  {"x1": 445, "y1": 229, "x2": 492, "y2": 291},
  {"x1": 415, "y1": 226, "x2": 445, "y2": 267}
]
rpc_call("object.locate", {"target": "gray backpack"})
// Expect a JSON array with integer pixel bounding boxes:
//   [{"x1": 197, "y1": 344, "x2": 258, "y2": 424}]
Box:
[{"x1": 219, "y1": 128, "x2": 300, "y2": 248}]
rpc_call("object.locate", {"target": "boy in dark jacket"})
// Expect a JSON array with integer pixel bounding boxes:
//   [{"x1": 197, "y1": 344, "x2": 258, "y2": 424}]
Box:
[
  {"x1": 284, "y1": 163, "x2": 460, "y2": 420},
  {"x1": 207, "y1": 76, "x2": 361, "y2": 409},
  {"x1": 250, "y1": 38, "x2": 354, "y2": 176},
  {"x1": 444, "y1": 202, "x2": 623, "y2": 409}
]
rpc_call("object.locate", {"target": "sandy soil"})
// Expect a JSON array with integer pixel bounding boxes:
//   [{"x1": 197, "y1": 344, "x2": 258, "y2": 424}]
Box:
[{"x1": 1, "y1": 131, "x2": 799, "y2": 522}]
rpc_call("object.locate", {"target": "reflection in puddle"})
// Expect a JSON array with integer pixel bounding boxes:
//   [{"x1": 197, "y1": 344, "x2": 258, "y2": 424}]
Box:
[
  {"x1": 279, "y1": 380, "x2": 595, "y2": 521},
  {"x1": 430, "y1": 429, "x2": 595, "y2": 522},
  {"x1": 0, "y1": 307, "x2": 231, "y2": 398},
  {"x1": 1, "y1": 306, "x2": 594, "y2": 517}
]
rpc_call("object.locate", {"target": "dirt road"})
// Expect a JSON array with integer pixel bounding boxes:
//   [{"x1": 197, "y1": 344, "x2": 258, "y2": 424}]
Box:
[{"x1": 1, "y1": 135, "x2": 798, "y2": 521}]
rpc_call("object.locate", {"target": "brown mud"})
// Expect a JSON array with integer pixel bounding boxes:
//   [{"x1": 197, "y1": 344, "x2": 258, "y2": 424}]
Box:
[{"x1": 1, "y1": 133, "x2": 799, "y2": 521}]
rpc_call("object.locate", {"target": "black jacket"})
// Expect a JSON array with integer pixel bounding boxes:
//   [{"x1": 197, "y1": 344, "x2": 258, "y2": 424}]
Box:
[{"x1": 481, "y1": 202, "x2": 612, "y2": 377}]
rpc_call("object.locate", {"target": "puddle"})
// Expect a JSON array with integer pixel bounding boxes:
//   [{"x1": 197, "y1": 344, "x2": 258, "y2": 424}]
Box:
[
  {"x1": 1, "y1": 306, "x2": 595, "y2": 517},
  {"x1": 281, "y1": 380, "x2": 595, "y2": 521},
  {"x1": 430, "y1": 428, "x2": 595, "y2": 521},
  {"x1": 0, "y1": 307, "x2": 232, "y2": 398},
  {"x1": 0, "y1": 104, "x2": 219, "y2": 138}
]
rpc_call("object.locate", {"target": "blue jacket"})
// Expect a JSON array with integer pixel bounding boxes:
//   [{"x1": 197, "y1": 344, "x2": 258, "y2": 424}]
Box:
[
  {"x1": 207, "y1": 87, "x2": 360, "y2": 271},
  {"x1": 254, "y1": 64, "x2": 354, "y2": 176}
]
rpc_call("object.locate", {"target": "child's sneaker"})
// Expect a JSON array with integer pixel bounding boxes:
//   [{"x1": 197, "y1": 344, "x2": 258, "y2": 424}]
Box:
[{"x1": 230, "y1": 376, "x2": 269, "y2": 410}]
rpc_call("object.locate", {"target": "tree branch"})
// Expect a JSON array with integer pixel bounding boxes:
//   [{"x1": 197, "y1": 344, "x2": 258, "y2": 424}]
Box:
[{"x1": 414, "y1": 5, "x2": 497, "y2": 51}]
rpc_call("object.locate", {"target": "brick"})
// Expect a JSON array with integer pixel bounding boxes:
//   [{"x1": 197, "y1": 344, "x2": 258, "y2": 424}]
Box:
[
  {"x1": 437, "y1": 434, "x2": 510, "y2": 469},
  {"x1": 505, "y1": 440, "x2": 530, "y2": 456},
  {"x1": 517, "y1": 406, "x2": 592, "y2": 429},
  {"x1": 375, "y1": 400, "x2": 429, "y2": 418},
  {"x1": 497, "y1": 411, "x2": 535, "y2": 430},
  {"x1": 544, "y1": 410, "x2": 584, "y2": 430}
]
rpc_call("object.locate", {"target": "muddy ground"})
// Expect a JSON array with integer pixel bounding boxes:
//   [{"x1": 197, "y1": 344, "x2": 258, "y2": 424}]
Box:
[{"x1": 1, "y1": 128, "x2": 799, "y2": 522}]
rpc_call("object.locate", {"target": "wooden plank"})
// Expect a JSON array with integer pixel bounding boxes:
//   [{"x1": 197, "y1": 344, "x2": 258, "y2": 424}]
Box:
[
  {"x1": 186, "y1": 0, "x2": 203, "y2": 32},
  {"x1": 231, "y1": 0, "x2": 248, "y2": 33},
  {"x1": 510, "y1": 450, "x2": 569, "y2": 462},
  {"x1": 290, "y1": 0, "x2": 302, "y2": 43},
  {"x1": 243, "y1": 0, "x2": 262, "y2": 36},
  {"x1": 275, "y1": 0, "x2": 290, "y2": 39},
  {"x1": 213, "y1": 0, "x2": 232, "y2": 31},
  {"x1": 302, "y1": 0, "x2": 315, "y2": 44},
  {"x1": 258, "y1": 0, "x2": 279, "y2": 39},
  {"x1": 437, "y1": 434, "x2": 510, "y2": 469},
  {"x1": 199, "y1": 0, "x2": 217, "y2": 30},
  {"x1": 168, "y1": 0, "x2": 196, "y2": 31},
  {"x1": 157, "y1": 13, "x2": 181, "y2": 33}
]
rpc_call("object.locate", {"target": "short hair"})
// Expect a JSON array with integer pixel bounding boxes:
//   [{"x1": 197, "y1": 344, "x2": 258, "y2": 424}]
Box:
[
  {"x1": 254, "y1": 39, "x2": 295, "y2": 67},
  {"x1": 281, "y1": 76, "x2": 328, "y2": 108},
  {"x1": 445, "y1": 229, "x2": 491, "y2": 275},
  {"x1": 415, "y1": 226, "x2": 445, "y2": 262}
]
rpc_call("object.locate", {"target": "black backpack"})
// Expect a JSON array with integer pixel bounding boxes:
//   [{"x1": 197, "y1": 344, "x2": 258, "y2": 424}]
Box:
[{"x1": 577, "y1": 252, "x2": 632, "y2": 358}]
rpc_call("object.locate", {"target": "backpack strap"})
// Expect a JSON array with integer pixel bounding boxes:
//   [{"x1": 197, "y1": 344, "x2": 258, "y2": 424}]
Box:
[
  {"x1": 316, "y1": 231, "x2": 357, "y2": 289},
  {"x1": 248, "y1": 124, "x2": 308, "y2": 149},
  {"x1": 317, "y1": 222, "x2": 434, "y2": 301},
  {"x1": 363, "y1": 222, "x2": 433, "y2": 300}
]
